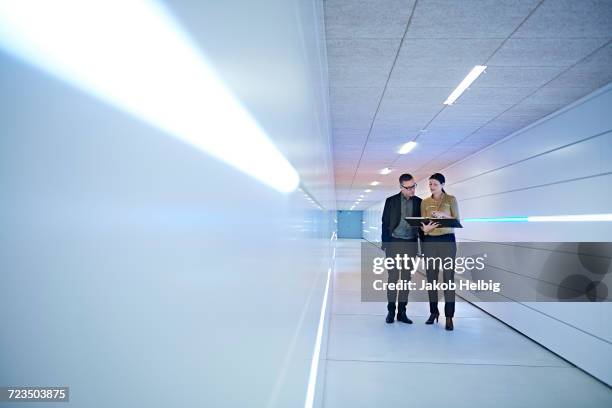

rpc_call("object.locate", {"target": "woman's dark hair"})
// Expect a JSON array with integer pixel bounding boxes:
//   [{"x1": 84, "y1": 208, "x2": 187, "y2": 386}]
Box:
[{"x1": 429, "y1": 173, "x2": 446, "y2": 193}]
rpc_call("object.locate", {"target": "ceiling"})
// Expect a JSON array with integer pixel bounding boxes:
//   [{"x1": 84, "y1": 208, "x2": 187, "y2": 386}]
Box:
[{"x1": 325, "y1": 0, "x2": 612, "y2": 209}]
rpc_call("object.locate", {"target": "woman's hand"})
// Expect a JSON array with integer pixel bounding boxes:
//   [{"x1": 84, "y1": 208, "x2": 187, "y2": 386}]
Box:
[
  {"x1": 421, "y1": 221, "x2": 440, "y2": 233},
  {"x1": 432, "y1": 210, "x2": 451, "y2": 219}
]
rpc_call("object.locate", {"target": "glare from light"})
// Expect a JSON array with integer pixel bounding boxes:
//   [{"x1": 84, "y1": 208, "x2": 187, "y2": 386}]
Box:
[
  {"x1": 443, "y1": 65, "x2": 487, "y2": 105},
  {"x1": 364, "y1": 189, "x2": 372, "y2": 193},
  {"x1": 371, "y1": 181, "x2": 380, "y2": 186},
  {"x1": 0, "y1": 0, "x2": 300, "y2": 193},
  {"x1": 380, "y1": 168, "x2": 392, "y2": 175},
  {"x1": 398, "y1": 141, "x2": 417, "y2": 154}
]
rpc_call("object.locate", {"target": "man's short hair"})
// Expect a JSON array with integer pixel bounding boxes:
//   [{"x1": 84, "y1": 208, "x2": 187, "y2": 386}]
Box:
[{"x1": 399, "y1": 173, "x2": 414, "y2": 184}]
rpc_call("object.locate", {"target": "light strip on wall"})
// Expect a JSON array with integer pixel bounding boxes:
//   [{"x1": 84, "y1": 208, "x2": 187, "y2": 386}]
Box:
[
  {"x1": 304, "y1": 267, "x2": 332, "y2": 408},
  {"x1": 463, "y1": 217, "x2": 528, "y2": 223},
  {"x1": 443, "y1": 65, "x2": 487, "y2": 105},
  {"x1": 0, "y1": 0, "x2": 299, "y2": 193},
  {"x1": 528, "y1": 213, "x2": 612, "y2": 222},
  {"x1": 463, "y1": 213, "x2": 612, "y2": 223}
]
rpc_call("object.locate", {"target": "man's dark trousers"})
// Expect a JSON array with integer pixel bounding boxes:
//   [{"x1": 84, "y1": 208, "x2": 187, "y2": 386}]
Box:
[{"x1": 385, "y1": 237, "x2": 418, "y2": 314}]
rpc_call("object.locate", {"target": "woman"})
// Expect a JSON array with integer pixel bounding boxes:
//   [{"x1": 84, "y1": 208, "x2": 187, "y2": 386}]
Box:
[{"x1": 420, "y1": 173, "x2": 459, "y2": 331}]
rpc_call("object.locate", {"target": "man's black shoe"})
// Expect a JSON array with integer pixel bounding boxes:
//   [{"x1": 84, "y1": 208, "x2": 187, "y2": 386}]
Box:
[
  {"x1": 385, "y1": 311, "x2": 395, "y2": 323},
  {"x1": 396, "y1": 311, "x2": 413, "y2": 324}
]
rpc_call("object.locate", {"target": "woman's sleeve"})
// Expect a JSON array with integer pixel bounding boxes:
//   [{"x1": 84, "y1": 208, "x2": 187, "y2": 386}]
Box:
[{"x1": 450, "y1": 196, "x2": 460, "y2": 219}]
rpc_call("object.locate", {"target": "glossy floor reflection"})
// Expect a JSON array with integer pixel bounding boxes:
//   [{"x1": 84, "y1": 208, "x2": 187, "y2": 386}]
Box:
[{"x1": 322, "y1": 239, "x2": 612, "y2": 408}]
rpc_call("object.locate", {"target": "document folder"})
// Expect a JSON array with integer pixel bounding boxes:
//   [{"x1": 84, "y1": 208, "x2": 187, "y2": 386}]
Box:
[{"x1": 404, "y1": 217, "x2": 463, "y2": 228}]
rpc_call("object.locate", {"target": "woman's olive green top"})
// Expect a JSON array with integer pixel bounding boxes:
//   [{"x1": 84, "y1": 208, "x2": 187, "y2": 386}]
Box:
[{"x1": 421, "y1": 193, "x2": 460, "y2": 236}]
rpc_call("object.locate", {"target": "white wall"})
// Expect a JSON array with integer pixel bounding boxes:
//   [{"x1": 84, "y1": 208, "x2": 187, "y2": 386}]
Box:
[
  {"x1": 364, "y1": 83, "x2": 612, "y2": 385},
  {"x1": 0, "y1": 1, "x2": 335, "y2": 407}
]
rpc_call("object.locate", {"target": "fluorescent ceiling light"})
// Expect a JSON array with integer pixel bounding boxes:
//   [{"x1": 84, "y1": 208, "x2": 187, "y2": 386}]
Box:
[
  {"x1": 443, "y1": 65, "x2": 487, "y2": 105},
  {"x1": 0, "y1": 0, "x2": 299, "y2": 193},
  {"x1": 364, "y1": 189, "x2": 372, "y2": 193},
  {"x1": 370, "y1": 181, "x2": 380, "y2": 186},
  {"x1": 398, "y1": 141, "x2": 417, "y2": 154},
  {"x1": 380, "y1": 168, "x2": 392, "y2": 175}
]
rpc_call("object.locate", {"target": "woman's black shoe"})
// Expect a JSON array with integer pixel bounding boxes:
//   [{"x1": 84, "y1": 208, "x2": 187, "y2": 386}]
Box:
[
  {"x1": 386, "y1": 311, "x2": 395, "y2": 323},
  {"x1": 425, "y1": 313, "x2": 439, "y2": 324},
  {"x1": 445, "y1": 317, "x2": 454, "y2": 331}
]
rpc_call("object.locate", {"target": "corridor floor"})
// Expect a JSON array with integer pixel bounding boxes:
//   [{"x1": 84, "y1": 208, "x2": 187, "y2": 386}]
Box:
[{"x1": 320, "y1": 239, "x2": 612, "y2": 408}]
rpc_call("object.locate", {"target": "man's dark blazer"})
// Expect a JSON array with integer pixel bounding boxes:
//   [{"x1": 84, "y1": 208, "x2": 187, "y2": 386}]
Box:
[{"x1": 381, "y1": 193, "x2": 423, "y2": 248}]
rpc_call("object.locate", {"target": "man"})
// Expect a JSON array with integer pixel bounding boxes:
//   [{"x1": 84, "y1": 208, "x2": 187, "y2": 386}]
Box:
[{"x1": 381, "y1": 173, "x2": 423, "y2": 324}]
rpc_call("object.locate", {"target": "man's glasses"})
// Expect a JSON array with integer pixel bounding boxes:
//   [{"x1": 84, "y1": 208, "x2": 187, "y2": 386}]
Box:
[{"x1": 401, "y1": 184, "x2": 416, "y2": 190}]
